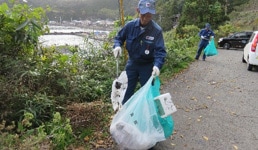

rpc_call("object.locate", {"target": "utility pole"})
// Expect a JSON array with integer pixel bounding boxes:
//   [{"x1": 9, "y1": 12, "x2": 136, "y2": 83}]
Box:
[
  {"x1": 118, "y1": 0, "x2": 128, "y2": 60},
  {"x1": 119, "y1": 0, "x2": 125, "y2": 26}
]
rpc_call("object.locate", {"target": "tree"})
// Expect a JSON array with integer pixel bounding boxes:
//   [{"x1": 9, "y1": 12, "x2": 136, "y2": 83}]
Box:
[
  {"x1": 155, "y1": 0, "x2": 184, "y2": 31},
  {"x1": 177, "y1": 0, "x2": 227, "y2": 35}
]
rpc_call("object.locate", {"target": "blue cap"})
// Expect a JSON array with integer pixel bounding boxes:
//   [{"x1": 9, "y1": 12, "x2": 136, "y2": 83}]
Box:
[
  {"x1": 205, "y1": 23, "x2": 211, "y2": 29},
  {"x1": 138, "y1": 0, "x2": 156, "y2": 14}
]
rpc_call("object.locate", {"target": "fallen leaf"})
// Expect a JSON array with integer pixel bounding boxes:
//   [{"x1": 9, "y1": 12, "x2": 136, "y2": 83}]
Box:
[
  {"x1": 74, "y1": 147, "x2": 86, "y2": 150},
  {"x1": 231, "y1": 112, "x2": 236, "y2": 115},
  {"x1": 190, "y1": 97, "x2": 197, "y2": 100},
  {"x1": 233, "y1": 145, "x2": 238, "y2": 150},
  {"x1": 185, "y1": 109, "x2": 190, "y2": 112},
  {"x1": 203, "y1": 136, "x2": 209, "y2": 141},
  {"x1": 211, "y1": 81, "x2": 216, "y2": 85},
  {"x1": 84, "y1": 136, "x2": 90, "y2": 142},
  {"x1": 97, "y1": 140, "x2": 104, "y2": 144}
]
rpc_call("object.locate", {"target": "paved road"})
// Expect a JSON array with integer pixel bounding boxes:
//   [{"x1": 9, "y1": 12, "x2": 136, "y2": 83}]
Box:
[{"x1": 154, "y1": 48, "x2": 258, "y2": 150}]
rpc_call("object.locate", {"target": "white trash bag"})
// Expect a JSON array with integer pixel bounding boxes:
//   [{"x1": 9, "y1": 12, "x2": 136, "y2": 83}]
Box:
[
  {"x1": 110, "y1": 76, "x2": 166, "y2": 150},
  {"x1": 111, "y1": 71, "x2": 128, "y2": 111}
]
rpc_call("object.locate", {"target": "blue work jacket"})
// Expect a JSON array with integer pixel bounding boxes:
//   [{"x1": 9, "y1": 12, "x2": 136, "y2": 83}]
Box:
[
  {"x1": 199, "y1": 28, "x2": 215, "y2": 42},
  {"x1": 113, "y1": 18, "x2": 166, "y2": 69}
]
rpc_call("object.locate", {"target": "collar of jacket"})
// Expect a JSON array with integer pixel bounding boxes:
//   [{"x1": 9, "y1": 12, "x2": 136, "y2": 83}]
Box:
[{"x1": 135, "y1": 18, "x2": 154, "y2": 31}]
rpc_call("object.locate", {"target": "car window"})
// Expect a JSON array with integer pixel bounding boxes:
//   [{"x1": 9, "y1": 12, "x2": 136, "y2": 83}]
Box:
[
  {"x1": 248, "y1": 33, "x2": 256, "y2": 43},
  {"x1": 234, "y1": 33, "x2": 244, "y2": 38},
  {"x1": 233, "y1": 33, "x2": 239, "y2": 38},
  {"x1": 247, "y1": 32, "x2": 253, "y2": 38},
  {"x1": 238, "y1": 33, "x2": 247, "y2": 38}
]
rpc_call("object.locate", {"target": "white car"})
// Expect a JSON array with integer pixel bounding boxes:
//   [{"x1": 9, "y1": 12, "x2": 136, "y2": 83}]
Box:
[{"x1": 242, "y1": 31, "x2": 258, "y2": 71}]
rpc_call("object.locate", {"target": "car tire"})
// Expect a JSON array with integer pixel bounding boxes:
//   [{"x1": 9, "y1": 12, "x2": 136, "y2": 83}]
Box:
[
  {"x1": 247, "y1": 61, "x2": 253, "y2": 71},
  {"x1": 223, "y1": 43, "x2": 230, "y2": 49},
  {"x1": 242, "y1": 54, "x2": 246, "y2": 63}
]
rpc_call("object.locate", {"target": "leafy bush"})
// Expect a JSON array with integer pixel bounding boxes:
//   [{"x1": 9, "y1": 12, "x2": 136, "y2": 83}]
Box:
[
  {"x1": 0, "y1": 0, "x2": 116, "y2": 123},
  {"x1": 45, "y1": 112, "x2": 74, "y2": 150},
  {"x1": 161, "y1": 28, "x2": 198, "y2": 79},
  {"x1": 0, "y1": 1, "x2": 48, "y2": 74},
  {"x1": 0, "y1": 112, "x2": 75, "y2": 150},
  {"x1": 0, "y1": 0, "x2": 50, "y2": 125},
  {"x1": 176, "y1": 25, "x2": 200, "y2": 39},
  {"x1": 0, "y1": 112, "x2": 50, "y2": 150},
  {"x1": 215, "y1": 23, "x2": 241, "y2": 38}
]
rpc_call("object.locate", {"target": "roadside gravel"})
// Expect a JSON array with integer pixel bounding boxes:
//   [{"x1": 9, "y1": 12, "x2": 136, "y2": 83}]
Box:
[{"x1": 153, "y1": 48, "x2": 258, "y2": 150}]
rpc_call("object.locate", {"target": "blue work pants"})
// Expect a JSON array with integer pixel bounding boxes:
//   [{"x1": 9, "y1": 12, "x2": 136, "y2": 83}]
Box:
[
  {"x1": 122, "y1": 60, "x2": 153, "y2": 104},
  {"x1": 195, "y1": 40, "x2": 209, "y2": 60}
]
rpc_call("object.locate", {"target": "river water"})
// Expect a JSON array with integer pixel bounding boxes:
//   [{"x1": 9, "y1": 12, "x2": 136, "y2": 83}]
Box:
[{"x1": 39, "y1": 25, "x2": 109, "y2": 49}]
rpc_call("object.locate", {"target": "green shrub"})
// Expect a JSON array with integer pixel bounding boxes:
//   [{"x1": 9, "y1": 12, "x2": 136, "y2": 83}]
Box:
[
  {"x1": 0, "y1": 0, "x2": 49, "y2": 125},
  {"x1": 215, "y1": 23, "x2": 240, "y2": 38},
  {"x1": 0, "y1": 1, "x2": 48, "y2": 74},
  {"x1": 0, "y1": 112, "x2": 50, "y2": 150},
  {"x1": 162, "y1": 28, "x2": 198, "y2": 79},
  {"x1": 45, "y1": 112, "x2": 74, "y2": 150}
]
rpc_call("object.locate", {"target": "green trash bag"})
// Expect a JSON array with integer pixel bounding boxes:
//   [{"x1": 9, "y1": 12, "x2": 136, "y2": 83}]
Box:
[
  {"x1": 204, "y1": 38, "x2": 218, "y2": 56},
  {"x1": 110, "y1": 75, "x2": 174, "y2": 150},
  {"x1": 151, "y1": 77, "x2": 174, "y2": 138}
]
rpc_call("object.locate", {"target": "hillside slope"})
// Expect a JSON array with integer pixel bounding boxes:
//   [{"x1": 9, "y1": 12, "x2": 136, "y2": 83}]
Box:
[{"x1": 229, "y1": 0, "x2": 258, "y2": 30}]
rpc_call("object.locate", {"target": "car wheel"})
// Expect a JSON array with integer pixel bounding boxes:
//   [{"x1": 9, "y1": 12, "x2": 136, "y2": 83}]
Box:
[
  {"x1": 247, "y1": 61, "x2": 253, "y2": 71},
  {"x1": 223, "y1": 43, "x2": 230, "y2": 49},
  {"x1": 242, "y1": 54, "x2": 246, "y2": 63}
]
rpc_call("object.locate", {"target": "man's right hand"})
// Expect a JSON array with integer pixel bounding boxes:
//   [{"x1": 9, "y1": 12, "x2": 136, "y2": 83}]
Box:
[
  {"x1": 152, "y1": 66, "x2": 160, "y2": 76},
  {"x1": 113, "y1": 47, "x2": 122, "y2": 58}
]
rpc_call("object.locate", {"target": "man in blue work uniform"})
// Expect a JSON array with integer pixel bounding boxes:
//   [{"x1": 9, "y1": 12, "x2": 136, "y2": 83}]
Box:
[
  {"x1": 113, "y1": 0, "x2": 167, "y2": 105},
  {"x1": 195, "y1": 23, "x2": 215, "y2": 61}
]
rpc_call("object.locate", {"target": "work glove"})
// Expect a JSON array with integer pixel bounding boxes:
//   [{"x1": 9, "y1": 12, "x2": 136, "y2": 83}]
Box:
[
  {"x1": 201, "y1": 36, "x2": 205, "y2": 39},
  {"x1": 211, "y1": 36, "x2": 214, "y2": 38},
  {"x1": 113, "y1": 46, "x2": 122, "y2": 58},
  {"x1": 152, "y1": 66, "x2": 160, "y2": 76}
]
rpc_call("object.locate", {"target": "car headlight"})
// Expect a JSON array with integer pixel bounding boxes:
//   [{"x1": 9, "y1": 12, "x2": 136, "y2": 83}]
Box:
[{"x1": 218, "y1": 38, "x2": 223, "y2": 43}]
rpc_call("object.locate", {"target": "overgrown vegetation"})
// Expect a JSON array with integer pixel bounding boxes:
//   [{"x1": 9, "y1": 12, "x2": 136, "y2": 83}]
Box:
[
  {"x1": 0, "y1": 0, "x2": 255, "y2": 149},
  {"x1": 0, "y1": 1, "x2": 116, "y2": 149}
]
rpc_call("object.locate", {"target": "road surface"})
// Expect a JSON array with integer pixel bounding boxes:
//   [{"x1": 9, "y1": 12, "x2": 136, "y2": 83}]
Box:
[{"x1": 154, "y1": 48, "x2": 258, "y2": 150}]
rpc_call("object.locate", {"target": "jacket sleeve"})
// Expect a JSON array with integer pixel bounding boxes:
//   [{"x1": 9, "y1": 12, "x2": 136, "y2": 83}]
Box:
[
  {"x1": 198, "y1": 29, "x2": 204, "y2": 37},
  {"x1": 113, "y1": 25, "x2": 128, "y2": 48},
  {"x1": 153, "y1": 31, "x2": 167, "y2": 69}
]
